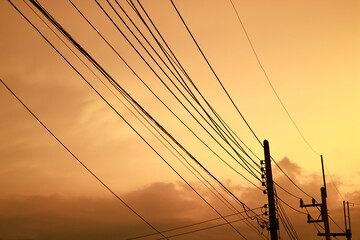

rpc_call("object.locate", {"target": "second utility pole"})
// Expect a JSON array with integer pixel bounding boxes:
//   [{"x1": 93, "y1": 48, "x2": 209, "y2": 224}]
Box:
[{"x1": 264, "y1": 140, "x2": 278, "y2": 240}]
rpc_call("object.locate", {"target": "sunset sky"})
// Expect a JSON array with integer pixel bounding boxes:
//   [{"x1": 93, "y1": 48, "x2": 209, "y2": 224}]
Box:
[{"x1": 0, "y1": 0, "x2": 359, "y2": 239}]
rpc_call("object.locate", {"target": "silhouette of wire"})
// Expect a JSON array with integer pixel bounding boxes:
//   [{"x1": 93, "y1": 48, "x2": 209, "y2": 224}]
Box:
[
  {"x1": 94, "y1": 0, "x2": 262, "y2": 183},
  {"x1": 229, "y1": 0, "x2": 319, "y2": 156},
  {"x1": 304, "y1": 207, "x2": 321, "y2": 235},
  {"x1": 329, "y1": 214, "x2": 345, "y2": 233},
  {"x1": 67, "y1": 0, "x2": 262, "y2": 191},
  {"x1": 276, "y1": 196, "x2": 306, "y2": 215},
  {"x1": 128, "y1": 206, "x2": 264, "y2": 240},
  {"x1": 170, "y1": 0, "x2": 316, "y2": 202},
  {"x1": 130, "y1": 0, "x2": 262, "y2": 170},
  {"x1": 85, "y1": 7, "x2": 270, "y2": 233},
  {"x1": 275, "y1": 187, "x2": 300, "y2": 240},
  {"x1": 103, "y1": 0, "x2": 261, "y2": 180},
  {"x1": 170, "y1": 0, "x2": 263, "y2": 146},
  {"x1": 155, "y1": 213, "x2": 266, "y2": 240},
  {"x1": 274, "y1": 182, "x2": 302, "y2": 200},
  {"x1": 226, "y1": 0, "x2": 317, "y2": 200},
  {"x1": 272, "y1": 157, "x2": 314, "y2": 199},
  {"x1": 64, "y1": 0, "x2": 264, "y2": 233},
  {"x1": 26, "y1": 0, "x2": 258, "y2": 226},
  {"x1": 277, "y1": 207, "x2": 298, "y2": 240},
  {"x1": 24, "y1": 1, "x2": 252, "y2": 238},
  {"x1": 0, "y1": 77, "x2": 168, "y2": 239},
  {"x1": 95, "y1": 3, "x2": 268, "y2": 232},
  {"x1": 325, "y1": 162, "x2": 345, "y2": 201}
]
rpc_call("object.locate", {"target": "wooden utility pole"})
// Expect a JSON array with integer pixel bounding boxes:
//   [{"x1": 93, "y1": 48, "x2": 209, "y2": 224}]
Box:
[{"x1": 263, "y1": 140, "x2": 278, "y2": 240}]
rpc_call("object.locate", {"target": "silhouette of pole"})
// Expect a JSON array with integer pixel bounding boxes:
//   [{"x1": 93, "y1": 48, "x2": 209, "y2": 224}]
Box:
[
  {"x1": 347, "y1": 201, "x2": 352, "y2": 240},
  {"x1": 344, "y1": 201, "x2": 347, "y2": 232},
  {"x1": 264, "y1": 140, "x2": 278, "y2": 240},
  {"x1": 320, "y1": 155, "x2": 331, "y2": 240},
  {"x1": 321, "y1": 187, "x2": 331, "y2": 240},
  {"x1": 321, "y1": 155, "x2": 327, "y2": 197},
  {"x1": 301, "y1": 156, "x2": 352, "y2": 239}
]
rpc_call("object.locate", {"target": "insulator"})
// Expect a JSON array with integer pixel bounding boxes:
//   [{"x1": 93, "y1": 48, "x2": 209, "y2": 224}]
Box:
[
  {"x1": 260, "y1": 160, "x2": 265, "y2": 165},
  {"x1": 264, "y1": 204, "x2": 268, "y2": 208},
  {"x1": 300, "y1": 199, "x2": 304, "y2": 206},
  {"x1": 262, "y1": 181, "x2": 266, "y2": 186},
  {"x1": 264, "y1": 211, "x2": 268, "y2": 216},
  {"x1": 261, "y1": 167, "x2": 265, "y2": 172},
  {"x1": 263, "y1": 190, "x2": 267, "y2": 194},
  {"x1": 312, "y1": 198, "x2": 316, "y2": 205},
  {"x1": 261, "y1": 174, "x2": 265, "y2": 179},
  {"x1": 307, "y1": 214, "x2": 311, "y2": 222}
]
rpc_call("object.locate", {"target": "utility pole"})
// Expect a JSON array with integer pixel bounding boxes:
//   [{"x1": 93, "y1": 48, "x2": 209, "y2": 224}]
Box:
[
  {"x1": 321, "y1": 155, "x2": 331, "y2": 239},
  {"x1": 262, "y1": 140, "x2": 278, "y2": 240},
  {"x1": 320, "y1": 186, "x2": 331, "y2": 239},
  {"x1": 300, "y1": 155, "x2": 352, "y2": 239},
  {"x1": 343, "y1": 201, "x2": 352, "y2": 240}
]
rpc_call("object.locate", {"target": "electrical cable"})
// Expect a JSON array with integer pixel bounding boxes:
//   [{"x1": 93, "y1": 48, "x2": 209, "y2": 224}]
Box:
[
  {"x1": 170, "y1": 0, "x2": 263, "y2": 146},
  {"x1": 329, "y1": 214, "x2": 345, "y2": 233},
  {"x1": 24, "y1": 1, "x2": 251, "y2": 238},
  {"x1": 325, "y1": 162, "x2": 345, "y2": 201},
  {"x1": 228, "y1": 0, "x2": 320, "y2": 156},
  {"x1": 43, "y1": 0, "x2": 268, "y2": 235},
  {"x1": 170, "y1": 0, "x2": 316, "y2": 202},
  {"x1": 30, "y1": 1, "x2": 265, "y2": 234},
  {"x1": 0, "y1": 76, "x2": 169, "y2": 240},
  {"x1": 66, "y1": 2, "x2": 268, "y2": 234},
  {"x1": 275, "y1": 187, "x2": 300, "y2": 240},
  {"x1": 67, "y1": 0, "x2": 262, "y2": 191},
  {"x1": 130, "y1": 0, "x2": 262, "y2": 170},
  {"x1": 128, "y1": 206, "x2": 264, "y2": 240},
  {"x1": 276, "y1": 196, "x2": 307, "y2": 215},
  {"x1": 154, "y1": 212, "x2": 266, "y2": 240},
  {"x1": 274, "y1": 182, "x2": 302, "y2": 200},
  {"x1": 272, "y1": 157, "x2": 314, "y2": 199},
  {"x1": 104, "y1": 0, "x2": 262, "y2": 180}
]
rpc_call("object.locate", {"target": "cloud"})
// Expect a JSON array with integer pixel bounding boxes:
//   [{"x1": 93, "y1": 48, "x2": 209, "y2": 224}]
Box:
[{"x1": 0, "y1": 158, "x2": 359, "y2": 240}]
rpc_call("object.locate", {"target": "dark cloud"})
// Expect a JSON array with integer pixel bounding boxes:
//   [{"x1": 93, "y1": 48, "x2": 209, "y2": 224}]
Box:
[{"x1": 0, "y1": 158, "x2": 359, "y2": 240}]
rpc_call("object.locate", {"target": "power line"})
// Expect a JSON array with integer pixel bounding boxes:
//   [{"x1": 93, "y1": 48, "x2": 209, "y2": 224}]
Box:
[
  {"x1": 275, "y1": 186, "x2": 300, "y2": 240},
  {"x1": 33, "y1": 0, "x2": 254, "y2": 223},
  {"x1": 66, "y1": 0, "x2": 268, "y2": 232},
  {"x1": 272, "y1": 157, "x2": 314, "y2": 199},
  {"x1": 329, "y1": 214, "x2": 345, "y2": 233},
  {"x1": 170, "y1": 0, "x2": 316, "y2": 203},
  {"x1": 128, "y1": 206, "x2": 264, "y2": 240},
  {"x1": 22, "y1": 1, "x2": 252, "y2": 237},
  {"x1": 226, "y1": 0, "x2": 318, "y2": 201},
  {"x1": 67, "y1": 0, "x2": 262, "y2": 191},
  {"x1": 276, "y1": 196, "x2": 307, "y2": 215},
  {"x1": 325, "y1": 162, "x2": 345, "y2": 201},
  {"x1": 88, "y1": 6, "x2": 270, "y2": 230},
  {"x1": 228, "y1": 0, "x2": 320, "y2": 156},
  {"x1": 274, "y1": 182, "x2": 302, "y2": 200},
  {"x1": 0, "y1": 77, "x2": 168, "y2": 240},
  {"x1": 129, "y1": 0, "x2": 262, "y2": 171},
  {"x1": 154, "y1": 213, "x2": 266, "y2": 240},
  {"x1": 24, "y1": 1, "x2": 266, "y2": 237},
  {"x1": 170, "y1": 0, "x2": 263, "y2": 146},
  {"x1": 103, "y1": 0, "x2": 262, "y2": 180}
]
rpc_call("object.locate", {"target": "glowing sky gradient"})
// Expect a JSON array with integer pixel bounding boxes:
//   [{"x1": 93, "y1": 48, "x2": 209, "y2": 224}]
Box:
[{"x1": 0, "y1": 0, "x2": 359, "y2": 239}]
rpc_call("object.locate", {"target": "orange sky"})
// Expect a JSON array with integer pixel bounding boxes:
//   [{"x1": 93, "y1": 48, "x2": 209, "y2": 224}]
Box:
[{"x1": 0, "y1": 0, "x2": 359, "y2": 239}]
